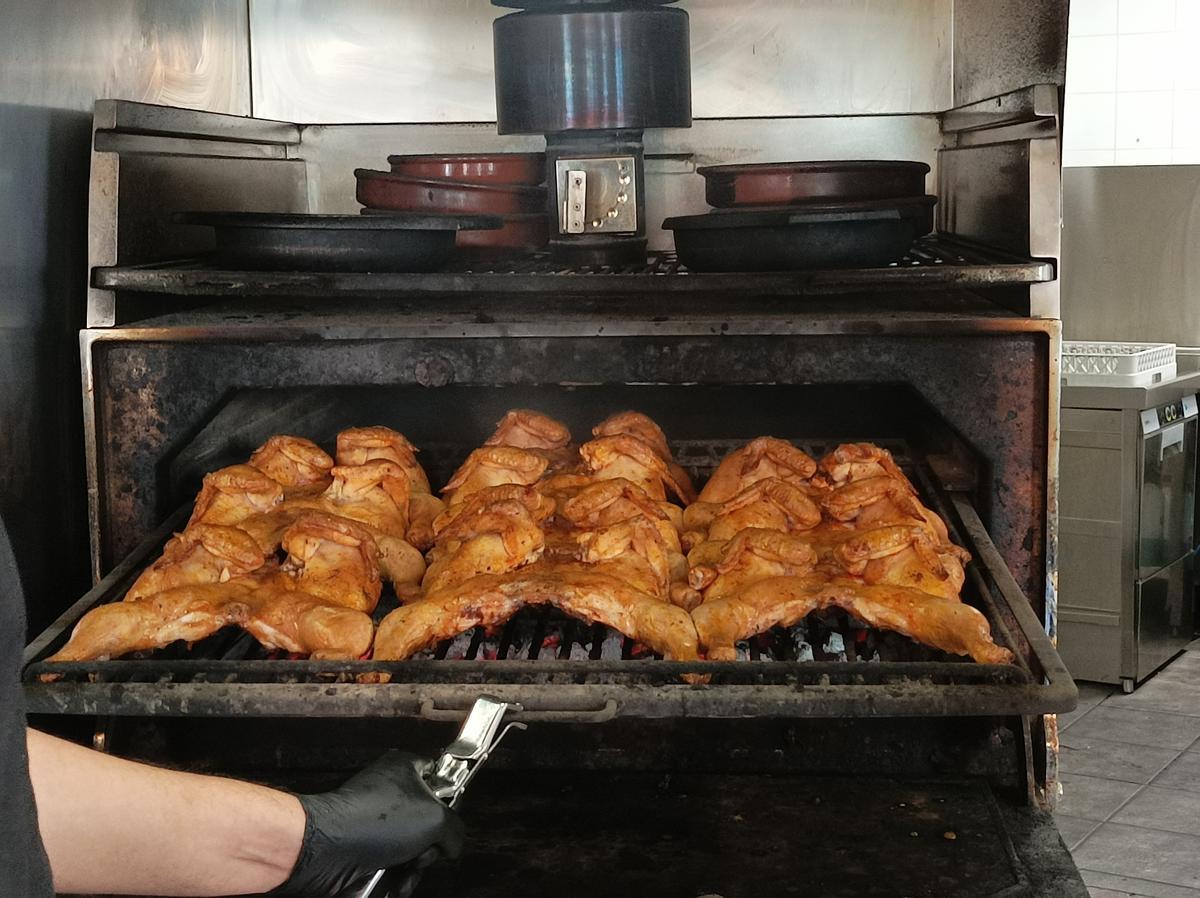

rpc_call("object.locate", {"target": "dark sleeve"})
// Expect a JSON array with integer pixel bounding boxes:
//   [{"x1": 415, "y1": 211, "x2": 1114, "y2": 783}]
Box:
[{"x1": 0, "y1": 515, "x2": 55, "y2": 897}]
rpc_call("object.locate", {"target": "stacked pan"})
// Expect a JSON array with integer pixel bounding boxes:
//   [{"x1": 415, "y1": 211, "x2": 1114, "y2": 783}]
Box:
[
  {"x1": 356, "y1": 153, "x2": 549, "y2": 258},
  {"x1": 664, "y1": 160, "x2": 935, "y2": 272}
]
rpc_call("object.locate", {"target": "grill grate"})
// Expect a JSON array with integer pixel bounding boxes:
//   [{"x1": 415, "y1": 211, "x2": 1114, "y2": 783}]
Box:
[
  {"x1": 22, "y1": 437, "x2": 1077, "y2": 719},
  {"x1": 446, "y1": 243, "x2": 968, "y2": 276},
  {"x1": 26, "y1": 438, "x2": 952, "y2": 672},
  {"x1": 91, "y1": 236, "x2": 1056, "y2": 299}
]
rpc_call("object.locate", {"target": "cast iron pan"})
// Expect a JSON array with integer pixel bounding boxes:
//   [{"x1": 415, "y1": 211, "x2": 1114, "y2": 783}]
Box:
[
  {"x1": 179, "y1": 212, "x2": 501, "y2": 272},
  {"x1": 356, "y1": 169, "x2": 546, "y2": 215},
  {"x1": 663, "y1": 196, "x2": 936, "y2": 272},
  {"x1": 386, "y1": 153, "x2": 545, "y2": 186},
  {"x1": 697, "y1": 160, "x2": 931, "y2": 208}
]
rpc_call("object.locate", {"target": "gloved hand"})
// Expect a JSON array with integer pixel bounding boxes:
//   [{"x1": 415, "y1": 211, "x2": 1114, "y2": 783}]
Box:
[{"x1": 272, "y1": 750, "x2": 465, "y2": 897}]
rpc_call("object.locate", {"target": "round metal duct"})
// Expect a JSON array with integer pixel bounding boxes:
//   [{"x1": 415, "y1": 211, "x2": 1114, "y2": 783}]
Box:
[{"x1": 492, "y1": 4, "x2": 692, "y2": 134}]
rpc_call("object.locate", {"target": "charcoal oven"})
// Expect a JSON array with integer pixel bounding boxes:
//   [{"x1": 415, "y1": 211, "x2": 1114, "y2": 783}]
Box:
[{"x1": 22, "y1": 1, "x2": 1079, "y2": 895}]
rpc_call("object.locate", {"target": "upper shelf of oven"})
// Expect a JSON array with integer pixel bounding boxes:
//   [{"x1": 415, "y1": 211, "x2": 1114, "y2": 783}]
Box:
[{"x1": 93, "y1": 237, "x2": 1054, "y2": 302}]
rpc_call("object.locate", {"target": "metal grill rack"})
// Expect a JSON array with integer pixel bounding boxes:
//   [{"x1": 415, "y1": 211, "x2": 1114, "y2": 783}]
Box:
[
  {"x1": 23, "y1": 438, "x2": 1075, "y2": 721},
  {"x1": 91, "y1": 236, "x2": 1055, "y2": 300}
]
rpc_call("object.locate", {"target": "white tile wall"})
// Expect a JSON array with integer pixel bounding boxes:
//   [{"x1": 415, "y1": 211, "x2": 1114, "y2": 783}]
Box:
[{"x1": 1065, "y1": 0, "x2": 1200, "y2": 166}]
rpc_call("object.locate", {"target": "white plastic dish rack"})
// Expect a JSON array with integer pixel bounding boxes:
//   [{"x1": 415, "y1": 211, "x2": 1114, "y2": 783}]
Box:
[{"x1": 1061, "y1": 341, "x2": 1177, "y2": 387}]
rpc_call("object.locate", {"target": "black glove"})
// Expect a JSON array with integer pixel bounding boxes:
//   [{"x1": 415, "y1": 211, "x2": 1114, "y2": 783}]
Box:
[{"x1": 272, "y1": 750, "x2": 465, "y2": 897}]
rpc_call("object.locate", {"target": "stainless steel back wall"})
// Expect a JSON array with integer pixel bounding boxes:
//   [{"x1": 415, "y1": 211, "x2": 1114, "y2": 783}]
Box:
[
  {"x1": 0, "y1": 0, "x2": 250, "y2": 632},
  {"x1": 249, "y1": 0, "x2": 953, "y2": 122}
]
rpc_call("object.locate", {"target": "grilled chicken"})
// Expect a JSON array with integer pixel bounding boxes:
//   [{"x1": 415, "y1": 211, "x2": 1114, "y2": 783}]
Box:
[
  {"x1": 249, "y1": 435, "x2": 335, "y2": 494},
  {"x1": 47, "y1": 583, "x2": 256, "y2": 662},
  {"x1": 423, "y1": 501, "x2": 546, "y2": 593},
  {"x1": 334, "y1": 426, "x2": 442, "y2": 547},
  {"x1": 579, "y1": 434, "x2": 690, "y2": 503},
  {"x1": 373, "y1": 564, "x2": 700, "y2": 661},
  {"x1": 442, "y1": 446, "x2": 550, "y2": 507},
  {"x1": 283, "y1": 461, "x2": 426, "y2": 589},
  {"x1": 485, "y1": 409, "x2": 572, "y2": 451},
  {"x1": 592, "y1": 411, "x2": 698, "y2": 503},
  {"x1": 691, "y1": 574, "x2": 1012, "y2": 665},
  {"x1": 125, "y1": 524, "x2": 266, "y2": 602},
  {"x1": 187, "y1": 465, "x2": 284, "y2": 529},
  {"x1": 697, "y1": 437, "x2": 818, "y2": 504}
]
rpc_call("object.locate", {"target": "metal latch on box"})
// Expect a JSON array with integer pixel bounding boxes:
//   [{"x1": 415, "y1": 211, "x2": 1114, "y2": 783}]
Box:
[{"x1": 557, "y1": 156, "x2": 637, "y2": 235}]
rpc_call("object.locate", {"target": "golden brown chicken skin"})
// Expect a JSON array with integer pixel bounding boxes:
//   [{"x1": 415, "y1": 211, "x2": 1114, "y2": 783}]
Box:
[{"x1": 373, "y1": 563, "x2": 699, "y2": 662}]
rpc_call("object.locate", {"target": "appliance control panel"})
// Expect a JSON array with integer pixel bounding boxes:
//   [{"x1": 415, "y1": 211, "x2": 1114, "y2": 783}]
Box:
[{"x1": 1141, "y1": 394, "x2": 1199, "y2": 434}]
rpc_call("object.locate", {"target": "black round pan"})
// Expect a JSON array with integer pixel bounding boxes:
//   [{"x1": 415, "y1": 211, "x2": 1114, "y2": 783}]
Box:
[
  {"x1": 178, "y1": 212, "x2": 501, "y2": 272},
  {"x1": 663, "y1": 196, "x2": 936, "y2": 272}
]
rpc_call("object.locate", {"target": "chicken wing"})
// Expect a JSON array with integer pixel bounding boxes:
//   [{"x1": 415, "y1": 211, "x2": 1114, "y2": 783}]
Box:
[
  {"x1": 47, "y1": 583, "x2": 254, "y2": 662},
  {"x1": 559, "y1": 478, "x2": 682, "y2": 552},
  {"x1": 579, "y1": 435, "x2": 690, "y2": 503},
  {"x1": 485, "y1": 409, "x2": 572, "y2": 451},
  {"x1": 691, "y1": 575, "x2": 1011, "y2": 664},
  {"x1": 697, "y1": 438, "x2": 818, "y2": 504},
  {"x1": 817, "y1": 443, "x2": 913, "y2": 490},
  {"x1": 705, "y1": 478, "x2": 822, "y2": 541},
  {"x1": 432, "y1": 484, "x2": 556, "y2": 538},
  {"x1": 335, "y1": 426, "x2": 431, "y2": 494},
  {"x1": 187, "y1": 465, "x2": 284, "y2": 529},
  {"x1": 592, "y1": 411, "x2": 697, "y2": 503},
  {"x1": 126, "y1": 524, "x2": 265, "y2": 602},
  {"x1": 373, "y1": 564, "x2": 700, "y2": 661},
  {"x1": 249, "y1": 435, "x2": 334, "y2": 494},
  {"x1": 688, "y1": 528, "x2": 818, "y2": 602},
  {"x1": 442, "y1": 446, "x2": 550, "y2": 506}
]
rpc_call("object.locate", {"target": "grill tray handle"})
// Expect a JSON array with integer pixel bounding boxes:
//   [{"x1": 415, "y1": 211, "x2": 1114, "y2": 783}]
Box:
[{"x1": 419, "y1": 697, "x2": 618, "y2": 724}]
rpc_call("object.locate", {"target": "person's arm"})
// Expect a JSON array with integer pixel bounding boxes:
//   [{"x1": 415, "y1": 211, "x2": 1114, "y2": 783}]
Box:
[
  {"x1": 27, "y1": 727, "x2": 304, "y2": 896},
  {"x1": 27, "y1": 728, "x2": 465, "y2": 897}
]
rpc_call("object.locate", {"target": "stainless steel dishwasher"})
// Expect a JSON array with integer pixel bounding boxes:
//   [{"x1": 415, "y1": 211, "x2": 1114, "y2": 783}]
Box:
[{"x1": 1059, "y1": 371, "x2": 1200, "y2": 690}]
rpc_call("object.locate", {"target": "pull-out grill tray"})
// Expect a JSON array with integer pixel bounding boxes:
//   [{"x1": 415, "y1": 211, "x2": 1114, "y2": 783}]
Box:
[{"x1": 23, "y1": 442, "x2": 1076, "y2": 721}]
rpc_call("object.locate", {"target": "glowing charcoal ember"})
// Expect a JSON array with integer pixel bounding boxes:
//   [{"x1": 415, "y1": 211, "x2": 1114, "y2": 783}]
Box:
[
  {"x1": 629, "y1": 642, "x2": 654, "y2": 659},
  {"x1": 599, "y1": 633, "x2": 623, "y2": 660},
  {"x1": 443, "y1": 631, "x2": 474, "y2": 660}
]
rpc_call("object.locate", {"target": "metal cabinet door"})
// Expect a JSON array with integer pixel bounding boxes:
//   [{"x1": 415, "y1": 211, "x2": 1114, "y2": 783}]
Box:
[{"x1": 1139, "y1": 416, "x2": 1198, "y2": 578}]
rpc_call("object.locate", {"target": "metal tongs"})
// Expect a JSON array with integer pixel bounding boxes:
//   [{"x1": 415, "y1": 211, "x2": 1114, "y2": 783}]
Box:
[{"x1": 349, "y1": 696, "x2": 526, "y2": 898}]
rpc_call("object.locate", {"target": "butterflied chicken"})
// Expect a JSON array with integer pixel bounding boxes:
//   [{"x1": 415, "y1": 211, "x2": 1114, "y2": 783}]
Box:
[
  {"x1": 47, "y1": 583, "x2": 255, "y2": 662},
  {"x1": 279, "y1": 460, "x2": 425, "y2": 589},
  {"x1": 691, "y1": 574, "x2": 1012, "y2": 665},
  {"x1": 689, "y1": 477, "x2": 822, "y2": 542},
  {"x1": 373, "y1": 563, "x2": 699, "y2": 661}
]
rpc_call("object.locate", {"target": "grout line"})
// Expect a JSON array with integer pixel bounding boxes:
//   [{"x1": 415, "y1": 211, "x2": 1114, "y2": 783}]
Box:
[{"x1": 1077, "y1": 867, "x2": 1200, "y2": 896}]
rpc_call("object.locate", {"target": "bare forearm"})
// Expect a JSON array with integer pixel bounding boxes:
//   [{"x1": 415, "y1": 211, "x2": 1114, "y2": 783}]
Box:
[{"x1": 27, "y1": 728, "x2": 304, "y2": 896}]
